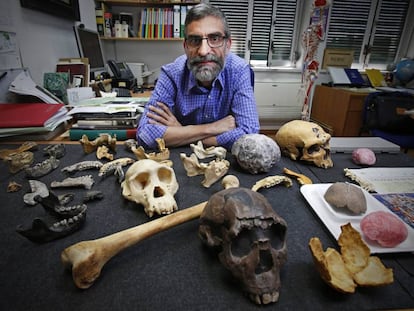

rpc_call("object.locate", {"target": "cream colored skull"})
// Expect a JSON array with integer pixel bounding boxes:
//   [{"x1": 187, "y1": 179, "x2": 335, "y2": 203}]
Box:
[
  {"x1": 275, "y1": 120, "x2": 333, "y2": 168},
  {"x1": 121, "y1": 159, "x2": 179, "y2": 217}
]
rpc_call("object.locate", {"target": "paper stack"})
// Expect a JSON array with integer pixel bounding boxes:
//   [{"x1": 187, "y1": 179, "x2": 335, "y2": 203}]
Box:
[
  {"x1": 0, "y1": 103, "x2": 72, "y2": 140},
  {"x1": 67, "y1": 97, "x2": 146, "y2": 140}
]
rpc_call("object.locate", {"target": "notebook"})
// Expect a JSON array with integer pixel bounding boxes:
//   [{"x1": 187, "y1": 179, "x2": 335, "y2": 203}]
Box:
[
  {"x1": 328, "y1": 67, "x2": 367, "y2": 87},
  {"x1": 0, "y1": 103, "x2": 65, "y2": 128}
]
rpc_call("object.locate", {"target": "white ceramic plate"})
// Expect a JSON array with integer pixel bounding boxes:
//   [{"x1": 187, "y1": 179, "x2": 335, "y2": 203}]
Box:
[{"x1": 300, "y1": 183, "x2": 414, "y2": 254}]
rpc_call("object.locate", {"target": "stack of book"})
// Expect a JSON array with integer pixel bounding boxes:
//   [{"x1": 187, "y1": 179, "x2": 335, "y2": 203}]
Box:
[
  {"x1": 0, "y1": 103, "x2": 71, "y2": 141},
  {"x1": 67, "y1": 98, "x2": 145, "y2": 140}
]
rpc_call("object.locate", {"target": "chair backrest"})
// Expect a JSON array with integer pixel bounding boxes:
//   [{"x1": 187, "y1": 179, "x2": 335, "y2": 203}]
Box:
[{"x1": 361, "y1": 91, "x2": 414, "y2": 135}]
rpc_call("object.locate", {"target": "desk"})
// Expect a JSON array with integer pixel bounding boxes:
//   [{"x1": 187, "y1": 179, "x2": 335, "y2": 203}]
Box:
[
  {"x1": 0, "y1": 143, "x2": 413, "y2": 310},
  {"x1": 311, "y1": 85, "x2": 371, "y2": 136}
]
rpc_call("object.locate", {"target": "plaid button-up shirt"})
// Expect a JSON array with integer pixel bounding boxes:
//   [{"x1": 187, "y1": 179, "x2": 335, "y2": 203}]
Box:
[{"x1": 137, "y1": 53, "x2": 259, "y2": 150}]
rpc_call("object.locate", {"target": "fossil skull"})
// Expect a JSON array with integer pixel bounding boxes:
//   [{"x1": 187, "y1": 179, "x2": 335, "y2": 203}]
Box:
[
  {"x1": 121, "y1": 159, "x2": 179, "y2": 217},
  {"x1": 275, "y1": 120, "x2": 333, "y2": 168},
  {"x1": 199, "y1": 187, "x2": 287, "y2": 305}
]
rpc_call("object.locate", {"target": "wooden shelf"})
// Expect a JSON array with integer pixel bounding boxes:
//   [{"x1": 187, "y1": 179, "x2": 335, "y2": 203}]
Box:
[
  {"x1": 98, "y1": 1, "x2": 200, "y2": 6},
  {"x1": 100, "y1": 37, "x2": 183, "y2": 41}
]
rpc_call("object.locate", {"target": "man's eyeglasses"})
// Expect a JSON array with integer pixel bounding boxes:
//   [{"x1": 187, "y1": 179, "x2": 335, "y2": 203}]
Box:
[{"x1": 185, "y1": 34, "x2": 228, "y2": 49}]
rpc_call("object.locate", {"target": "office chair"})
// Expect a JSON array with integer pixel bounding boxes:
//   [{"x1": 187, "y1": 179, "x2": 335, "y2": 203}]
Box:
[{"x1": 361, "y1": 91, "x2": 414, "y2": 153}]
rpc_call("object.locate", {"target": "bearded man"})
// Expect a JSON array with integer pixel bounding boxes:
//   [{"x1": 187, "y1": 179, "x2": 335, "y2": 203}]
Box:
[{"x1": 136, "y1": 3, "x2": 259, "y2": 150}]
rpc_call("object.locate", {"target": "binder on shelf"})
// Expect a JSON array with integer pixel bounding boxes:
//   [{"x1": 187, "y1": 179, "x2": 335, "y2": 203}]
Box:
[
  {"x1": 180, "y1": 6, "x2": 187, "y2": 38},
  {"x1": 173, "y1": 5, "x2": 180, "y2": 38}
]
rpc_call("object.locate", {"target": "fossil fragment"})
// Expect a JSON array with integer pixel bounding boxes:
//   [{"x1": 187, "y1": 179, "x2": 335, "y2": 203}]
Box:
[
  {"x1": 129, "y1": 138, "x2": 170, "y2": 161},
  {"x1": 7, "y1": 181, "x2": 22, "y2": 192},
  {"x1": 283, "y1": 168, "x2": 313, "y2": 185},
  {"x1": 51, "y1": 175, "x2": 95, "y2": 190},
  {"x1": 180, "y1": 153, "x2": 230, "y2": 187},
  {"x1": 80, "y1": 133, "x2": 117, "y2": 154},
  {"x1": 251, "y1": 175, "x2": 293, "y2": 192},
  {"x1": 202, "y1": 158, "x2": 230, "y2": 188},
  {"x1": 96, "y1": 145, "x2": 114, "y2": 161},
  {"x1": 25, "y1": 156, "x2": 60, "y2": 178},
  {"x1": 190, "y1": 140, "x2": 227, "y2": 159},
  {"x1": 83, "y1": 190, "x2": 104, "y2": 202},
  {"x1": 35, "y1": 192, "x2": 87, "y2": 218},
  {"x1": 0, "y1": 141, "x2": 37, "y2": 160},
  {"x1": 114, "y1": 164, "x2": 125, "y2": 183},
  {"x1": 4, "y1": 151, "x2": 34, "y2": 174},
  {"x1": 99, "y1": 157, "x2": 135, "y2": 178},
  {"x1": 58, "y1": 193, "x2": 75, "y2": 205},
  {"x1": 43, "y1": 143, "x2": 66, "y2": 159},
  {"x1": 61, "y1": 160, "x2": 103, "y2": 174},
  {"x1": 23, "y1": 180, "x2": 49, "y2": 205},
  {"x1": 16, "y1": 209, "x2": 87, "y2": 243}
]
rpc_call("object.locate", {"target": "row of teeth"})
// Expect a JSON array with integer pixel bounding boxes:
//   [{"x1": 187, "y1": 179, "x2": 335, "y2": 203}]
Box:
[
  {"x1": 52, "y1": 210, "x2": 86, "y2": 228},
  {"x1": 250, "y1": 291, "x2": 279, "y2": 305},
  {"x1": 55, "y1": 204, "x2": 86, "y2": 213},
  {"x1": 239, "y1": 218, "x2": 275, "y2": 229}
]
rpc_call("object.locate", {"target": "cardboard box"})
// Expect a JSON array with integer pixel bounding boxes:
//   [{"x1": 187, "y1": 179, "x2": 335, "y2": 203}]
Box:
[{"x1": 322, "y1": 48, "x2": 354, "y2": 69}]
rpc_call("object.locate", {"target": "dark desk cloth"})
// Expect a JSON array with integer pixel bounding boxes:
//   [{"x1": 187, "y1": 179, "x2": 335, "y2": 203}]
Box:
[{"x1": 0, "y1": 143, "x2": 413, "y2": 311}]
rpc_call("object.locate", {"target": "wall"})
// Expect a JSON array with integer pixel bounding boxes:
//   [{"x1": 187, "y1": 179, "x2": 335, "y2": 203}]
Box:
[{"x1": 1, "y1": 0, "x2": 183, "y2": 86}]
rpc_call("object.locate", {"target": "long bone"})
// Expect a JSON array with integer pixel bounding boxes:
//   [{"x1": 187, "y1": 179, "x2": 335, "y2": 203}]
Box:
[{"x1": 61, "y1": 174, "x2": 291, "y2": 289}]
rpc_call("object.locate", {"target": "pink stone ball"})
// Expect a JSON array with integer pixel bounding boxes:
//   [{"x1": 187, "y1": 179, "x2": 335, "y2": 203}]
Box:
[{"x1": 352, "y1": 148, "x2": 376, "y2": 165}]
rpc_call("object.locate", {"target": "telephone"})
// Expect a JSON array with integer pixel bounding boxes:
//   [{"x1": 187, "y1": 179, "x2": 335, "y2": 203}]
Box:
[
  {"x1": 107, "y1": 60, "x2": 135, "y2": 80},
  {"x1": 107, "y1": 60, "x2": 136, "y2": 89}
]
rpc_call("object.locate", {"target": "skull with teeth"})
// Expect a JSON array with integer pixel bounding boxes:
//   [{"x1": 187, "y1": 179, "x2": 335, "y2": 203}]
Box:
[
  {"x1": 275, "y1": 120, "x2": 333, "y2": 168},
  {"x1": 121, "y1": 159, "x2": 179, "y2": 217},
  {"x1": 199, "y1": 187, "x2": 287, "y2": 305}
]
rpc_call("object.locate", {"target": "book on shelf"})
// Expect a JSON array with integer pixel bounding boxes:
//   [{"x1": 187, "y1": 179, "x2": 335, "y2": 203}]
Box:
[
  {"x1": 69, "y1": 125, "x2": 137, "y2": 141},
  {"x1": 173, "y1": 5, "x2": 180, "y2": 38}
]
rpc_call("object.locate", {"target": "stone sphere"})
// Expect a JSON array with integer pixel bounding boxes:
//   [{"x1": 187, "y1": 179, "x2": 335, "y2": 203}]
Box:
[{"x1": 231, "y1": 133, "x2": 281, "y2": 174}]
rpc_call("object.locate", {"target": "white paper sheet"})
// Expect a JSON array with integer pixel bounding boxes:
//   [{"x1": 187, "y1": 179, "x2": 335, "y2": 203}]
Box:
[{"x1": 344, "y1": 167, "x2": 414, "y2": 194}]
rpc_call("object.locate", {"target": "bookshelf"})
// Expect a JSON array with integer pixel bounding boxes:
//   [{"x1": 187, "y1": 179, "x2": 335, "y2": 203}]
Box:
[{"x1": 96, "y1": 0, "x2": 201, "y2": 41}]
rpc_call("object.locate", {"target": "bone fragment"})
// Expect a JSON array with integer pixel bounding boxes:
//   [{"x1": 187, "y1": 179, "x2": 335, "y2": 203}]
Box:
[
  {"x1": 61, "y1": 161, "x2": 103, "y2": 174},
  {"x1": 0, "y1": 141, "x2": 37, "y2": 160},
  {"x1": 24, "y1": 180, "x2": 49, "y2": 205},
  {"x1": 98, "y1": 158, "x2": 135, "y2": 177},
  {"x1": 61, "y1": 175, "x2": 239, "y2": 289},
  {"x1": 283, "y1": 168, "x2": 312, "y2": 185},
  {"x1": 51, "y1": 175, "x2": 95, "y2": 190},
  {"x1": 80, "y1": 134, "x2": 117, "y2": 154},
  {"x1": 96, "y1": 145, "x2": 114, "y2": 161},
  {"x1": 130, "y1": 138, "x2": 170, "y2": 161},
  {"x1": 251, "y1": 175, "x2": 292, "y2": 192},
  {"x1": 190, "y1": 141, "x2": 227, "y2": 159}
]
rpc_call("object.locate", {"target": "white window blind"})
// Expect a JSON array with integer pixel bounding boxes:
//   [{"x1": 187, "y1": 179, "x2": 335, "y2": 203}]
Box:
[
  {"x1": 208, "y1": 0, "x2": 300, "y2": 67},
  {"x1": 326, "y1": 0, "x2": 410, "y2": 68},
  {"x1": 207, "y1": 0, "x2": 412, "y2": 68}
]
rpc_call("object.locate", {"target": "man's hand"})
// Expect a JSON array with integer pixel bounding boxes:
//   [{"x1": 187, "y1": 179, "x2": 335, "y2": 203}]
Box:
[
  {"x1": 147, "y1": 102, "x2": 181, "y2": 127},
  {"x1": 209, "y1": 115, "x2": 236, "y2": 135}
]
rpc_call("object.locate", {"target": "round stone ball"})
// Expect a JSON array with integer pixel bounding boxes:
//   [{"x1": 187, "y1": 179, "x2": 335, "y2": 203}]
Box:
[{"x1": 231, "y1": 133, "x2": 281, "y2": 174}]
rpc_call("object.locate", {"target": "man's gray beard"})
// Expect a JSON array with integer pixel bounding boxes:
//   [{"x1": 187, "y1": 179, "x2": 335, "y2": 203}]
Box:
[{"x1": 193, "y1": 65, "x2": 221, "y2": 82}]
